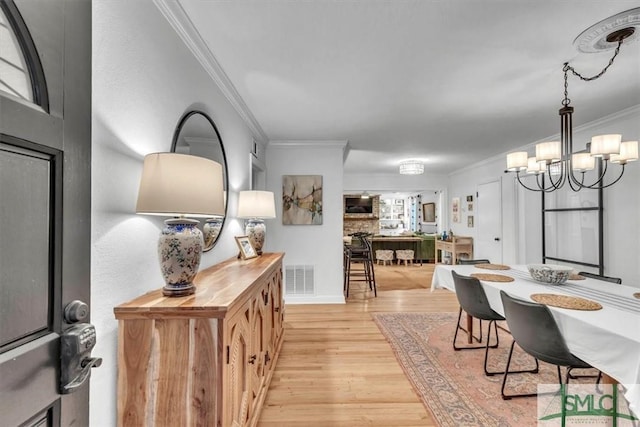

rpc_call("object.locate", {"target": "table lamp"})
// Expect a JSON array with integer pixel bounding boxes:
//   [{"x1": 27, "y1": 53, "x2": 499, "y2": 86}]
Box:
[
  {"x1": 136, "y1": 153, "x2": 224, "y2": 297},
  {"x1": 237, "y1": 190, "x2": 276, "y2": 255}
]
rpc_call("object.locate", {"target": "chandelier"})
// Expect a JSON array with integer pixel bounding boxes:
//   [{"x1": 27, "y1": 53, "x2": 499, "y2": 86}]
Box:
[
  {"x1": 506, "y1": 9, "x2": 639, "y2": 192},
  {"x1": 399, "y1": 159, "x2": 424, "y2": 175}
]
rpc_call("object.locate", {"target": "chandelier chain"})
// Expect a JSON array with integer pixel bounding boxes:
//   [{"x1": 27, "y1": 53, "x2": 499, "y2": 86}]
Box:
[{"x1": 562, "y1": 40, "x2": 624, "y2": 106}]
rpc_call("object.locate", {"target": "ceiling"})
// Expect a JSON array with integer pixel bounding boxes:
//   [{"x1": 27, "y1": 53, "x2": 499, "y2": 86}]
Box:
[{"x1": 177, "y1": 1, "x2": 640, "y2": 176}]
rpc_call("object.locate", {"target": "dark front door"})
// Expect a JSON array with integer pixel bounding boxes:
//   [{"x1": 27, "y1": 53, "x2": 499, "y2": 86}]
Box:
[{"x1": 0, "y1": 1, "x2": 92, "y2": 425}]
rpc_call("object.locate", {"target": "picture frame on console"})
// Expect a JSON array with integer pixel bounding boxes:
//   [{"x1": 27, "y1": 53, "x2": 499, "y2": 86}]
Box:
[{"x1": 235, "y1": 235, "x2": 258, "y2": 260}]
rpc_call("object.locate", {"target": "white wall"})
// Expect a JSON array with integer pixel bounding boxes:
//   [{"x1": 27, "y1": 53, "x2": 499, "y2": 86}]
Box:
[
  {"x1": 91, "y1": 1, "x2": 257, "y2": 424},
  {"x1": 344, "y1": 172, "x2": 448, "y2": 193},
  {"x1": 266, "y1": 142, "x2": 346, "y2": 304},
  {"x1": 447, "y1": 106, "x2": 640, "y2": 285},
  {"x1": 574, "y1": 107, "x2": 640, "y2": 284}
]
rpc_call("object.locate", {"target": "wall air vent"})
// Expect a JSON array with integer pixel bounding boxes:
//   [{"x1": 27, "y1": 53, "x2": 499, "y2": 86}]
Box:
[{"x1": 284, "y1": 265, "x2": 314, "y2": 295}]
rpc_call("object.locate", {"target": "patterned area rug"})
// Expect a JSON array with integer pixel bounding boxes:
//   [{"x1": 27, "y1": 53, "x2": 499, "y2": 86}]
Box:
[{"x1": 372, "y1": 312, "x2": 615, "y2": 427}]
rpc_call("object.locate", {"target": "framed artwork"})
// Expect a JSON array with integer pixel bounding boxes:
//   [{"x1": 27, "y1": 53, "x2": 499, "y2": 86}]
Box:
[
  {"x1": 468, "y1": 215, "x2": 474, "y2": 228},
  {"x1": 235, "y1": 235, "x2": 258, "y2": 260},
  {"x1": 422, "y1": 202, "x2": 436, "y2": 223},
  {"x1": 466, "y1": 195, "x2": 474, "y2": 212},
  {"x1": 452, "y1": 197, "x2": 460, "y2": 223},
  {"x1": 282, "y1": 175, "x2": 323, "y2": 225}
]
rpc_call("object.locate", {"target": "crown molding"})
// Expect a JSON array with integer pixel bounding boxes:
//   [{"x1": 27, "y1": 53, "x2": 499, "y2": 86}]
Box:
[
  {"x1": 154, "y1": 0, "x2": 268, "y2": 143},
  {"x1": 269, "y1": 140, "x2": 349, "y2": 149},
  {"x1": 450, "y1": 104, "x2": 640, "y2": 177}
]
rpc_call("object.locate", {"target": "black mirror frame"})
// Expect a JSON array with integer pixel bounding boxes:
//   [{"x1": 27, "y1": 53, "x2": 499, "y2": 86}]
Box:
[{"x1": 171, "y1": 110, "x2": 229, "y2": 252}]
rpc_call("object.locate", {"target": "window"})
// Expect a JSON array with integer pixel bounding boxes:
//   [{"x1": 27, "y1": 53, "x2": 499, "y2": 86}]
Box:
[{"x1": 0, "y1": 1, "x2": 47, "y2": 109}]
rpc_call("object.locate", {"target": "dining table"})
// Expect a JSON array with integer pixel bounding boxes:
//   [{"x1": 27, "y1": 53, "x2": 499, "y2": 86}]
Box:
[{"x1": 431, "y1": 264, "x2": 640, "y2": 416}]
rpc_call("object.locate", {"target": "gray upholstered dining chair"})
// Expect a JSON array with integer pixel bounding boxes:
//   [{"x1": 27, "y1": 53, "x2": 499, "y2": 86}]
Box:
[
  {"x1": 452, "y1": 271, "x2": 506, "y2": 376},
  {"x1": 577, "y1": 271, "x2": 622, "y2": 284},
  {"x1": 499, "y1": 290, "x2": 595, "y2": 400},
  {"x1": 455, "y1": 259, "x2": 491, "y2": 341},
  {"x1": 458, "y1": 259, "x2": 490, "y2": 265}
]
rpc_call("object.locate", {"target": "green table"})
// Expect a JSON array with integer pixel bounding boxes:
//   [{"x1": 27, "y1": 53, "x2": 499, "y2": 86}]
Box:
[{"x1": 370, "y1": 235, "x2": 436, "y2": 264}]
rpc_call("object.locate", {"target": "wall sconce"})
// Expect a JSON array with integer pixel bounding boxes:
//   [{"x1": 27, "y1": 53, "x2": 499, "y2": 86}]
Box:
[
  {"x1": 237, "y1": 190, "x2": 276, "y2": 255},
  {"x1": 136, "y1": 153, "x2": 224, "y2": 297}
]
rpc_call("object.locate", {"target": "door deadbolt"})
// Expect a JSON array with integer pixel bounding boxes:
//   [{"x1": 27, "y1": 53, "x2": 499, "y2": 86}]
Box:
[{"x1": 64, "y1": 300, "x2": 89, "y2": 323}]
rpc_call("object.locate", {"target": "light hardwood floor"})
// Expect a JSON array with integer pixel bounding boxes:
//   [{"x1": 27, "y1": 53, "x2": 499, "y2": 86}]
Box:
[{"x1": 258, "y1": 264, "x2": 459, "y2": 426}]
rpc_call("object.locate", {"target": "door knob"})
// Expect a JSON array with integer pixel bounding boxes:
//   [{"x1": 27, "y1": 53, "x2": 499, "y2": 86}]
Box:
[
  {"x1": 60, "y1": 323, "x2": 101, "y2": 394},
  {"x1": 494, "y1": 237, "x2": 501, "y2": 242}
]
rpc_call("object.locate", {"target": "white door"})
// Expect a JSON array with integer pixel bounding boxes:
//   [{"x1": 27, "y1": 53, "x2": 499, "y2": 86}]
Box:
[{"x1": 476, "y1": 180, "x2": 502, "y2": 263}]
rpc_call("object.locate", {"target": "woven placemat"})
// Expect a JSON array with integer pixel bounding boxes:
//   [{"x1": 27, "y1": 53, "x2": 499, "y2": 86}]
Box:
[
  {"x1": 530, "y1": 293, "x2": 602, "y2": 311},
  {"x1": 568, "y1": 274, "x2": 585, "y2": 280},
  {"x1": 474, "y1": 263, "x2": 510, "y2": 270},
  {"x1": 633, "y1": 292, "x2": 640, "y2": 299},
  {"x1": 470, "y1": 273, "x2": 514, "y2": 282}
]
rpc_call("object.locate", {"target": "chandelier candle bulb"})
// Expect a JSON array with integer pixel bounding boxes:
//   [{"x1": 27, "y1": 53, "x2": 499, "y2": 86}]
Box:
[
  {"x1": 590, "y1": 134, "x2": 622, "y2": 159},
  {"x1": 572, "y1": 152, "x2": 596, "y2": 172},
  {"x1": 506, "y1": 152, "x2": 528, "y2": 171},
  {"x1": 610, "y1": 141, "x2": 639, "y2": 164},
  {"x1": 526, "y1": 157, "x2": 543, "y2": 174},
  {"x1": 536, "y1": 141, "x2": 562, "y2": 163}
]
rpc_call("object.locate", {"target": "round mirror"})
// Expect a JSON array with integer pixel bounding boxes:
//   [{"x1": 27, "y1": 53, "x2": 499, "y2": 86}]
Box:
[{"x1": 171, "y1": 110, "x2": 228, "y2": 252}]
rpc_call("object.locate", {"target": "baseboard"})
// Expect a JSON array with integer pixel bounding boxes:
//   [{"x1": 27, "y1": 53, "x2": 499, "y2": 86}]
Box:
[{"x1": 284, "y1": 295, "x2": 346, "y2": 304}]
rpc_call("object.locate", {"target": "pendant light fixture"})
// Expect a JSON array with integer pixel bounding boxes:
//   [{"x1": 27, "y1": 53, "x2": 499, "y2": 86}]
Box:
[{"x1": 506, "y1": 8, "x2": 639, "y2": 192}]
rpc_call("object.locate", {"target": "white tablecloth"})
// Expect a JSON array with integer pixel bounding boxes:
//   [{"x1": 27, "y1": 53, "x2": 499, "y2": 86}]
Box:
[{"x1": 431, "y1": 264, "x2": 640, "y2": 416}]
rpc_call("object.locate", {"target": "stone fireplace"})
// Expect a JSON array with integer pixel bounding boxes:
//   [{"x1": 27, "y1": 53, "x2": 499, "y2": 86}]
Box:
[{"x1": 343, "y1": 194, "x2": 380, "y2": 235}]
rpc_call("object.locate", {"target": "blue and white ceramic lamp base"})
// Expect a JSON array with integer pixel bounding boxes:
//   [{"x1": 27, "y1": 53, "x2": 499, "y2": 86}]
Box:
[
  {"x1": 158, "y1": 218, "x2": 203, "y2": 297},
  {"x1": 245, "y1": 219, "x2": 266, "y2": 255}
]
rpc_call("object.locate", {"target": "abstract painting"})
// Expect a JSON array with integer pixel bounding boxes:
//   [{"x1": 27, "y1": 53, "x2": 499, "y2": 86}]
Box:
[{"x1": 282, "y1": 175, "x2": 323, "y2": 225}]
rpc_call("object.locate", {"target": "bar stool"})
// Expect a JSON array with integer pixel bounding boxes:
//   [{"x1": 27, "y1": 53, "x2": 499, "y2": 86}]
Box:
[{"x1": 344, "y1": 234, "x2": 377, "y2": 297}]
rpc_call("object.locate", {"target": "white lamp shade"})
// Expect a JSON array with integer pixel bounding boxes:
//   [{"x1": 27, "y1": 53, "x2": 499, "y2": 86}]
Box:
[
  {"x1": 536, "y1": 141, "x2": 561, "y2": 163},
  {"x1": 237, "y1": 190, "x2": 276, "y2": 219},
  {"x1": 572, "y1": 152, "x2": 595, "y2": 171},
  {"x1": 506, "y1": 152, "x2": 528, "y2": 171},
  {"x1": 136, "y1": 153, "x2": 225, "y2": 217},
  {"x1": 610, "y1": 141, "x2": 639, "y2": 164},
  {"x1": 590, "y1": 134, "x2": 621, "y2": 158},
  {"x1": 526, "y1": 157, "x2": 542, "y2": 174}
]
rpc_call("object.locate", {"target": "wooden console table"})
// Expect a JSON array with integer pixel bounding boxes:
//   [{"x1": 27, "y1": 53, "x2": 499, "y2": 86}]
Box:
[
  {"x1": 114, "y1": 252, "x2": 285, "y2": 427},
  {"x1": 435, "y1": 236, "x2": 473, "y2": 264}
]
